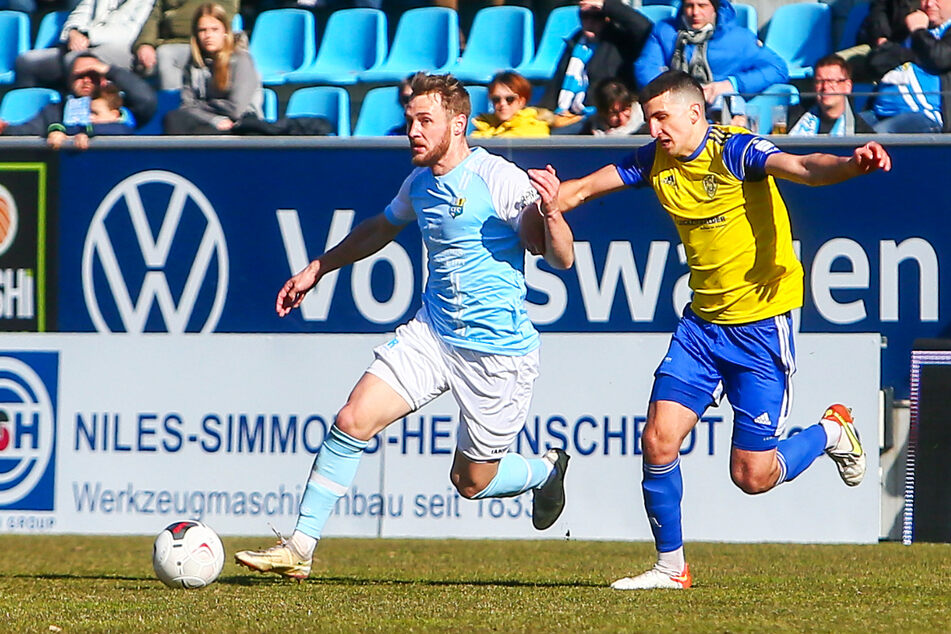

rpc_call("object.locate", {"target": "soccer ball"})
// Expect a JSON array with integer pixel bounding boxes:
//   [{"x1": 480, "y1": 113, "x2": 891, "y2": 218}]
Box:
[{"x1": 152, "y1": 520, "x2": 225, "y2": 589}]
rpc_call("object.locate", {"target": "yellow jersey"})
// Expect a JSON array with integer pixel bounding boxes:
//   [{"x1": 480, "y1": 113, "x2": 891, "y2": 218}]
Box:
[{"x1": 615, "y1": 125, "x2": 804, "y2": 325}]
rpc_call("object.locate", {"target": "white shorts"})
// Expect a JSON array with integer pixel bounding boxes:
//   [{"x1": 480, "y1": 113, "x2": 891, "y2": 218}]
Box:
[{"x1": 367, "y1": 310, "x2": 539, "y2": 462}]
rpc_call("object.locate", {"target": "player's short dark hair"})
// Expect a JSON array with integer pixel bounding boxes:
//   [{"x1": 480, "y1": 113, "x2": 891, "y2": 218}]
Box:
[
  {"x1": 410, "y1": 73, "x2": 471, "y2": 119},
  {"x1": 639, "y1": 70, "x2": 704, "y2": 107},
  {"x1": 815, "y1": 54, "x2": 852, "y2": 79}
]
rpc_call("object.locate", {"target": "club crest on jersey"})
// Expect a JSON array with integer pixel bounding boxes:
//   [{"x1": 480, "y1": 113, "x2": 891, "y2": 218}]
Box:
[
  {"x1": 702, "y1": 174, "x2": 718, "y2": 198},
  {"x1": 449, "y1": 197, "x2": 466, "y2": 218}
]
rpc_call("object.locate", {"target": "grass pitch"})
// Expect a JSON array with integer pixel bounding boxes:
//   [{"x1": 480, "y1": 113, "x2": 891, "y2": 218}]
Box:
[{"x1": 0, "y1": 535, "x2": 949, "y2": 632}]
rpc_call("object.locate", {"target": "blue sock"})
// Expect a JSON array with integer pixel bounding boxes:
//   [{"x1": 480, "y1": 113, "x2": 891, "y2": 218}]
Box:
[
  {"x1": 775, "y1": 424, "x2": 827, "y2": 484},
  {"x1": 295, "y1": 426, "x2": 368, "y2": 539},
  {"x1": 471, "y1": 453, "x2": 552, "y2": 499},
  {"x1": 642, "y1": 458, "x2": 684, "y2": 552}
]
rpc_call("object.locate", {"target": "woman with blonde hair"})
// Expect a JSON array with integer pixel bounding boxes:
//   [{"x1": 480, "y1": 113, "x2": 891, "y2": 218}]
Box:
[
  {"x1": 164, "y1": 2, "x2": 263, "y2": 134},
  {"x1": 471, "y1": 71, "x2": 550, "y2": 138}
]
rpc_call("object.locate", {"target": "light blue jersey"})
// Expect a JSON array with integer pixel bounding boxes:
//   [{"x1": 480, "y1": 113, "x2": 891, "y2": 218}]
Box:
[{"x1": 384, "y1": 147, "x2": 540, "y2": 355}]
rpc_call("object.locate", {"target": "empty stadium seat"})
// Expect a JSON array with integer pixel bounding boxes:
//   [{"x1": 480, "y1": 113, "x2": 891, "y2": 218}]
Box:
[
  {"x1": 0, "y1": 87, "x2": 60, "y2": 124},
  {"x1": 353, "y1": 85, "x2": 405, "y2": 136},
  {"x1": 641, "y1": 0, "x2": 680, "y2": 6},
  {"x1": 262, "y1": 87, "x2": 277, "y2": 122},
  {"x1": 763, "y1": 3, "x2": 832, "y2": 79},
  {"x1": 285, "y1": 86, "x2": 350, "y2": 136},
  {"x1": 135, "y1": 89, "x2": 181, "y2": 134},
  {"x1": 838, "y1": 1, "x2": 870, "y2": 50},
  {"x1": 232, "y1": 12, "x2": 243, "y2": 33},
  {"x1": 448, "y1": 6, "x2": 534, "y2": 83},
  {"x1": 284, "y1": 8, "x2": 387, "y2": 85},
  {"x1": 519, "y1": 5, "x2": 581, "y2": 82},
  {"x1": 636, "y1": 5, "x2": 677, "y2": 23},
  {"x1": 0, "y1": 11, "x2": 30, "y2": 84},
  {"x1": 33, "y1": 10, "x2": 68, "y2": 49},
  {"x1": 248, "y1": 9, "x2": 317, "y2": 85},
  {"x1": 358, "y1": 7, "x2": 459, "y2": 83},
  {"x1": 465, "y1": 84, "x2": 489, "y2": 134},
  {"x1": 733, "y1": 3, "x2": 758, "y2": 34},
  {"x1": 744, "y1": 83, "x2": 800, "y2": 134}
]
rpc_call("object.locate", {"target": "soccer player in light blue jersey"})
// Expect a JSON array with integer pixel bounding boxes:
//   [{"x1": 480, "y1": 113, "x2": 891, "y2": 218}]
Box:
[{"x1": 235, "y1": 73, "x2": 576, "y2": 580}]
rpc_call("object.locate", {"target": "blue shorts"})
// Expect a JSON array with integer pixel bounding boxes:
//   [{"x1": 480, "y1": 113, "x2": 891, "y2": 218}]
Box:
[{"x1": 650, "y1": 307, "x2": 796, "y2": 451}]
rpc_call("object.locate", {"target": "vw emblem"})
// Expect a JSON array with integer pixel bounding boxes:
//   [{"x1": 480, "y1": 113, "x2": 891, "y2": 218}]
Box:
[{"x1": 82, "y1": 171, "x2": 229, "y2": 333}]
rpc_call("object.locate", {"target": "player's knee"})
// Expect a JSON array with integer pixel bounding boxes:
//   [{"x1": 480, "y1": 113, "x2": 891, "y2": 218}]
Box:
[
  {"x1": 730, "y1": 466, "x2": 774, "y2": 495},
  {"x1": 641, "y1": 426, "x2": 679, "y2": 462},
  {"x1": 450, "y1": 471, "x2": 490, "y2": 499},
  {"x1": 333, "y1": 403, "x2": 372, "y2": 439}
]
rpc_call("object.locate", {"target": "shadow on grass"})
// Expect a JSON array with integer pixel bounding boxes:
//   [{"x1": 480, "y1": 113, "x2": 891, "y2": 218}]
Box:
[
  {"x1": 217, "y1": 574, "x2": 604, "y2": 589},
  {"x1": 3, "y1": 572, "x2": 149, "y2": 582}
]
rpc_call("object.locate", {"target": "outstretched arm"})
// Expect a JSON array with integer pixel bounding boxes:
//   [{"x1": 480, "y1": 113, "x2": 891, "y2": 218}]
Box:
[
  {"x1": 276, "y1": 212, "x2": 403, "y2": 316},
  {"x1": 765, "y1": 141, "x2": 892, "y2": 186},
  {"x1": 524, "y1": 165, "x2": 575, "y2": 269}
]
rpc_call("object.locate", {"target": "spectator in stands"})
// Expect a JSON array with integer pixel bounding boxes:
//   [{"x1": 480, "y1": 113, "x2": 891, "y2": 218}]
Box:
[
  {"x1": 134, "y1": 0, "x2": 240, "y2": 90},
  {"x1": 387, "y1": 73, "x2": 416, "y2": 136},
  {"x1": 863, "y1": 0, "x2": 951, "y2": 132},
  {"x1": 47, "y1": 83, "x2": 135, "y2": 149},
  {"x1": 538, "y1": 0, "x2": 652, "y2": 130},
  {"x1": 164, "y1": 2, "x2": 263, "y2": 134},
  {"x1": 0, "y1": 52, "x2": 157, "y2": 136},
  {"x1": 471, "y1": 70, "x2": 549, "y2": 137},
  {"x1": 578, "y1": 78, "x2": 644, "y2": 135},
  {"x1": 788, "y1": 55, "x2": 874, "y2": 135},
  {"x1": 14, "y1": 0, "x2": 153, "y2": 89},
  {"x1": 838, "y1": 0, "x2": 919, "y2": 80},
  {"x1": 635, "y1": 0, "x2": 788, "y2": 120}
]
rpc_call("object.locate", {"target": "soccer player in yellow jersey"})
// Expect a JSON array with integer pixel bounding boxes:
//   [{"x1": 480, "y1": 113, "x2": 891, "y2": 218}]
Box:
[{"x1": 529, "y1": 70, "x2": 891, "y2": 590}]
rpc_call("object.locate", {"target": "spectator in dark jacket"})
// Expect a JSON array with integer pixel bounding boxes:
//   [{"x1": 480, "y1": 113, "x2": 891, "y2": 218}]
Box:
[
  {"x1": 838, "y1": 0, "x2": 919, "y2": 80},
  {"x1": 0, "y1": 53, "x2": 157, "y2": 136},
  {"x1": 538, "y1": 0, "x2": 652, "y2": 129},
  {"x1": 635, "y1": 0, "x2": 787, "y2": 119}
]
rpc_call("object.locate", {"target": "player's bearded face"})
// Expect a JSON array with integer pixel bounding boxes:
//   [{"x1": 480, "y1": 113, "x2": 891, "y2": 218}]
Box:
[{"x1": 407, "y1": 93, "x2": 455, "y2": 167}]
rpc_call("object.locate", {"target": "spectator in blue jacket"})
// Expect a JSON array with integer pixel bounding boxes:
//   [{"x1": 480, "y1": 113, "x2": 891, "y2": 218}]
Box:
[{"x1": 635, "y1": 0, "x2": 788, "y2": 118}]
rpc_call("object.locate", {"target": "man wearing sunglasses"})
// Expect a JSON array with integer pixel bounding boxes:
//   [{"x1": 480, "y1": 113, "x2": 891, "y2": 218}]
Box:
[
  {"x1": 0, "y1": 53, "x2": 157, "y2": 138},
  {"x1": 537, "y1": 0, "x2": 652, "y2": 128}
]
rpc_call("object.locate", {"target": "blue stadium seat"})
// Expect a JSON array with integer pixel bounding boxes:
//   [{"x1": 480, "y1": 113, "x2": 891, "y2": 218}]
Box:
[
  {"x1": 641, "y1": 0, "x2": 680, "y2": 5},
  {"x1": 636, "y1": 5, "x2": 677, "y2": 23},
  {"x1": 353, "y1": 86, "x2": 405, "y2": 136},
  {"x1": 358, "y1": 7, "x2": 459, "y2": 83},
  {"x1": 33, "y1": 10, "x2": 68, "y2": 49},
  {"x1": 733, "y1": 3, "x2": 758, "y2": 34},
  {"x1": 851, "y1": 81, "x2": 876, "y2": 112},
  {"x1": 0, "y1": 87, "x2": 60, "y2": 124},
  {"x1": 744, "y1": 83, "x2": 800, "y2": 134},
  {"x1": 285, "y1": 86, "x2": 350, "y2": 136},
  {"x1": 135, "y1": 89, "x2": 181, "y2": 134},
  {"x1": 0, "y1": 11, "x2": 30, "y2": 84},
  {"x1": 284, "y1": 8, "x2": 387, "y2": 85},
  {"x1": 838, "y1": 2, "x2": 870, "y2": 50},
  {"x1": 465, "y1": 84, "x2": 489, "y2": 134},
  {"x1": 448, "y1": 6, "x2": 534, "y2": 83},
  {"x1": 763, "y1": 3, "x2": 832, "y2": 79},
  {"x1": 231, "y1": 12, "x2": 243, "y2": 33},
  {"x1": 519, "y1": 5, "x2": 581, "y2": 81},
  {"x1": 262, "y1": 87, "x2": 277, "y2": 122},
  {"x1": 248, "y1": 9, "x2": 317, "y2": 86}
]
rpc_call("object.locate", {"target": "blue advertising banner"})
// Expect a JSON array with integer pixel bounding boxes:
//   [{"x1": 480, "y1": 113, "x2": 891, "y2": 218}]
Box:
[{"x1": 56, "y1": 141, "x2": 949, "y2": 397}]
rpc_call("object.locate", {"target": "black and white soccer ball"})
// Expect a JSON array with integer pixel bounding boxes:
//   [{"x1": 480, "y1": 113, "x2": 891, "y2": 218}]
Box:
[{"x1": 152, "y1": 520, "x2": 225, "y2": 589}]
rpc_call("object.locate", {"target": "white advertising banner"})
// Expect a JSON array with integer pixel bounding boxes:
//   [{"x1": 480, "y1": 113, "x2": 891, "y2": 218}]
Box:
[{"x1": 0, "y1": 333, "x2": 880, "y2": 543}]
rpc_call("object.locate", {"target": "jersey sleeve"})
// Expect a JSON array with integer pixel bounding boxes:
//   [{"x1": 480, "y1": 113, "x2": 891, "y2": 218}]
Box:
[
  {"x1": 383, "y1": 169, "x2": 422, "y2": 225},
  {"x1": 484, "y1": 158, "x2": 540, "y2": 231},
  {"x1": 722, "y1": 133, "x2": 781, "y2": 181},
  {"x1": 614, "y1": 142, "x2": 657, "y2": 188}
]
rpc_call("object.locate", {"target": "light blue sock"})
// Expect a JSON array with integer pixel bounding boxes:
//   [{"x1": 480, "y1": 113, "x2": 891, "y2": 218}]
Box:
[
  {"x1": 471, "y1": 453, "x2": 552, "y2": 499},
  {"x1": 642, "y1": 458, "x2": 683, "y2": 553},
  {"x1": 295, "y1": 426, "x2": 368, "y2": 539},
  {"x1": 775, "y1": 424, "x2": 827, "y2": 483}
]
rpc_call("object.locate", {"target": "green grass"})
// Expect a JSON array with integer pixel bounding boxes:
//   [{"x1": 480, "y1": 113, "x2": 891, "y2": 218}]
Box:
[{"x1": 0, "y1": 536, "x2": 949, "y2": 632}]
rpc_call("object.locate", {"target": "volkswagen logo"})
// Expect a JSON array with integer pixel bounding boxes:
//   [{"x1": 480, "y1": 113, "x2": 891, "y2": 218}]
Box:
[{"x1": 82, "y1": 171, "x2": 229, "y2": 333}]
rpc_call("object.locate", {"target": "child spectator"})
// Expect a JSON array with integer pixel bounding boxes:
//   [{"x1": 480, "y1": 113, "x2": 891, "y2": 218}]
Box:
[
  {"x1": 47, "y1": 83, "x2": 134, "y2": 149},
  {"x1": 579, "y1": 78, "x2": 645, "y2": 135}
]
